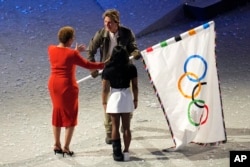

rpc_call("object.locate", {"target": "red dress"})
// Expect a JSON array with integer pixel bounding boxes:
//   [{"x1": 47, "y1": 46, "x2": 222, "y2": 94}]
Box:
[{"x1": 48, "y1": 45, "x2": 104, "y2": 127}]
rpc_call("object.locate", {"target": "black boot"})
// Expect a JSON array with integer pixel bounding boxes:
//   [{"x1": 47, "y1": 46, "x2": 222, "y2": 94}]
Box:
[{"x1": 112, "y1": 139, "x2": 124, "y2": 161}]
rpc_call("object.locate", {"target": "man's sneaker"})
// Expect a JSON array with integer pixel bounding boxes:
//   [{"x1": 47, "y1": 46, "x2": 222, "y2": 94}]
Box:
[
  {"x1": 105, "y1": 133, "x2": 112, "y2": 144},
  {"x1": 123, "y1": 152, "x2": 130, "y2": 161}
]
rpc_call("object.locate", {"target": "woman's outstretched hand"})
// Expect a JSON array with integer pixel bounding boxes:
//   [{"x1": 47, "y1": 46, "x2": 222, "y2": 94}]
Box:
[{"x1": 75, "y1": 43, "x2": 86, "y2": 52}]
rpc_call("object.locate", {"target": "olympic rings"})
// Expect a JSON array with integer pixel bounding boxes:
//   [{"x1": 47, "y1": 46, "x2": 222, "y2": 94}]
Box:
[{"x1": 178, "y1": 54, "x2": 209, "y2": 127}]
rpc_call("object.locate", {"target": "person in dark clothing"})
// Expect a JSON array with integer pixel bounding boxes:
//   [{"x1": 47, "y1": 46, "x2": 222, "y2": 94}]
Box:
[
  {"x1": 102, "y1": 45, "x2": 138, "y2": 161},
  {"x1": 87, "y1": 9, "x2": 141, "y2": 144}
]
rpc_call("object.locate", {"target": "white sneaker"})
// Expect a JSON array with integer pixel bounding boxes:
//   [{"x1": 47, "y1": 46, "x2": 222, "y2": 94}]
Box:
[{"x1": 123, "y1": 152, "x2": 130, "y2": 161}]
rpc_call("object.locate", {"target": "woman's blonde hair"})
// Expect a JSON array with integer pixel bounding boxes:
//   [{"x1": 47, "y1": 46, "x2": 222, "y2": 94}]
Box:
[{"x1": 58, "y1": 26, "x2": 75, "y2": 44}]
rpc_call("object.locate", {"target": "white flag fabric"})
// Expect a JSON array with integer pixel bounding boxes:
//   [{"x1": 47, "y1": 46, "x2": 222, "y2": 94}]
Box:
[{"x1": 141, "y1": 21, "x2": 226, "y2": 150}]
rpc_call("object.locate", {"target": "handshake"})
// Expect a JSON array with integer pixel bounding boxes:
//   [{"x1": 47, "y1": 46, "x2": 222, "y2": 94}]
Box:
[
  {"x1": 90, "y1": 51, "x2": 142, "y2": 78},
  {"x1": 90, "y1": 57, "x2": 110, "y2": 78},
  {"x1": 90, "y1": 70, "x2": 100, "y2": 78}
]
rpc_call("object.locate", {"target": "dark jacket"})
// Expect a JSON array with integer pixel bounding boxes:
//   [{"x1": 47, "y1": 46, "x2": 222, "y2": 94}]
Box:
[{"x1": 87, "y1": 26, "x2": 141, "y2": 62}]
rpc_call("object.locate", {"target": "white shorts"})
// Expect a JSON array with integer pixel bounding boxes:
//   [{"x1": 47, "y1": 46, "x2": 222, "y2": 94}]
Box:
[{"x1": 106, "y1": 88, "x2": 134, "y2": 113}]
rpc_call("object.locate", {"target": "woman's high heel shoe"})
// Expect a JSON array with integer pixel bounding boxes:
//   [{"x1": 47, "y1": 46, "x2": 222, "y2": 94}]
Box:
[
  {"x1": 54, "y1": 146, "x2": 63, "y2": 155},
  {"x1": 54, "y1": 149, "x2": 63, "y2": 155},
  {"x1": 63, "y1": 148, "x2": 74, "y2": 157}
]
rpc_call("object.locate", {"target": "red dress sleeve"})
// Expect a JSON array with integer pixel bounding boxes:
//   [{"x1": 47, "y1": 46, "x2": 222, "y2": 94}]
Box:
[{"x1": 73, "y1": 50, "x2": 104, "y2": 69}]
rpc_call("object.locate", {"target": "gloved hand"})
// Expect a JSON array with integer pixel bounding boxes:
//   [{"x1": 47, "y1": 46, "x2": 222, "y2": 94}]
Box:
[{"x1": 91, "y1": 70, "x2": 99, "y2": 78}]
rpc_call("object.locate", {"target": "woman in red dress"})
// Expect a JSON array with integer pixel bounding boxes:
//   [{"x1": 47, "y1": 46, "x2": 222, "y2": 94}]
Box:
[{"x1": 48, "y1": 26, "x2": 104, "y2": 157}]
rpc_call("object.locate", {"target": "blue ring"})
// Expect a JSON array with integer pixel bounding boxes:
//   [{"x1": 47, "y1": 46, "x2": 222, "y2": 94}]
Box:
[{"x1": 184, "y1": 55, "x2": 207, "y2": 82}]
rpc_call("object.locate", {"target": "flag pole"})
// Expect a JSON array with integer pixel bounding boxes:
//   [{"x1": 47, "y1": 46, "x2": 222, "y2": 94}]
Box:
[{"x1": 77, "y1": 55, "x2": 135, "y2": 84}]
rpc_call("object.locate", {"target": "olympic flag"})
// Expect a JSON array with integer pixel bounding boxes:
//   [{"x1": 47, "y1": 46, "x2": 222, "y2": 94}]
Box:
[{"x1": 141, "y1": 21, "x2": 227, "y2": 150}]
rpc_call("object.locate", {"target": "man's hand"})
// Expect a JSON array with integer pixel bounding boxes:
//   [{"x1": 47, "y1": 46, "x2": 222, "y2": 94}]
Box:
[
  {"x1": 91, "y1": 70, "x2": 99, "y2": 78},
  {"x1": 132, "y1": 50, "x2": 142, "y2": 60},
  {"x1": 104, "y1": 57, "x2": 111, "y2": 65}
]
